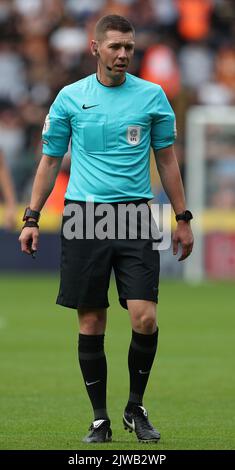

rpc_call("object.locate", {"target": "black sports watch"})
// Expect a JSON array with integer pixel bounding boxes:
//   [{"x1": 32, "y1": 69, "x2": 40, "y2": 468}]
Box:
[
  {"x1": 175, "y1": 210, "x2": 193, "y2": 223},
  {"x1": 23, "y1": 207, "x2": 40, "y2": 223}
]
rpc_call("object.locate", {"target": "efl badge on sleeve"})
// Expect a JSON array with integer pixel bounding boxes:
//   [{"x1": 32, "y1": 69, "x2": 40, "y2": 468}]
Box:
[
  {"x1": 174, "y1": 118, "x2": 177, "y2": 138},
  {"x1": 43, "y1": 114, "x2": 50, "y2": 133},
  {"x1": 127, "y1": 126, "x2": 141, "y2": 145}
]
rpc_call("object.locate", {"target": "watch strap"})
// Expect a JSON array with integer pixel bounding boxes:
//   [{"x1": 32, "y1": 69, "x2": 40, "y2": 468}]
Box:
[
  {"x1": 175, "y1": 210, "x2": 193, "y2": 222},
  {"x1": 22, "y1": 220, "x2": 39, "y2": 229},
  {"x1": 23, "y1": 207, "x2": 40, "y2": 222}
]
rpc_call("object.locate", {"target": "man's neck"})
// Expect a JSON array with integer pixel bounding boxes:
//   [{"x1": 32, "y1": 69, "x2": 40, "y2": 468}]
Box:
[{"x1": 96, "y1": 69, "x2": 126, "y2": 87}]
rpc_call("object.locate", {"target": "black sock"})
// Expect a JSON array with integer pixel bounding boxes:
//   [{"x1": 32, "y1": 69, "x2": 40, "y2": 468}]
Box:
[
  {"x1": 78, "y1": 333, "x2": 109, "y2": 421},
  {"x1": 126, "y1": 328, "x2": 159, "y2": 411}
]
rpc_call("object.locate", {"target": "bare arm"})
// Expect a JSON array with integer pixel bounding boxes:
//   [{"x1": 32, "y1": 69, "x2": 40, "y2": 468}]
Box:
[
  {"x1": 0, "y1": 152, "x2": 17, "y2": 229},
  {"x1": 29, "y1": 154, "x2": 62, "y2": 212},
  {"x1": 154, "y1": 145, "x2": 194, "y2": 261},
  {"x1": 19, "y1": 154, "x2": 63, "y2": 254}
]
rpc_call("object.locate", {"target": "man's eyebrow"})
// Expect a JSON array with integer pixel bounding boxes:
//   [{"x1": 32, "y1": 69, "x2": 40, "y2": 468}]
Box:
[{"x1": 108, "y1": 41, "x2": 135, "y2": 47}]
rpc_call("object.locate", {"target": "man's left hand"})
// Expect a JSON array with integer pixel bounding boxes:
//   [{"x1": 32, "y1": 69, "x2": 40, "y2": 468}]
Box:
[{"x1": 172, "y1": 222, "x2": 194, "y2": 261}]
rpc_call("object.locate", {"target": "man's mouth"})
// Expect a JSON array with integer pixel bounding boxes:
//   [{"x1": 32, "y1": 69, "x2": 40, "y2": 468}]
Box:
[{"x1": 115, "y1": 63, "x2": 126, "y2": 69}]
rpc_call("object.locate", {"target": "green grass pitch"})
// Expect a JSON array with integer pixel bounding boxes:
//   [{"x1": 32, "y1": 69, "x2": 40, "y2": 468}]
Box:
[{"x1": 0, "y1": 275, "x2": 234, "y2": 450}]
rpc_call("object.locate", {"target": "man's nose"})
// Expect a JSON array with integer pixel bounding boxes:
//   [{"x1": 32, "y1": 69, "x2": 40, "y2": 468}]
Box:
[{"x1": 118, "y1": 47, "x2": 127, "y2": 59}]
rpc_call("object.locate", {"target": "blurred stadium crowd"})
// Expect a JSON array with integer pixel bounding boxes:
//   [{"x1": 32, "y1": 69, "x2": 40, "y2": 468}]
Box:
[{"x1": 0, "y1": 0, "x2": 235, "y2": 203}]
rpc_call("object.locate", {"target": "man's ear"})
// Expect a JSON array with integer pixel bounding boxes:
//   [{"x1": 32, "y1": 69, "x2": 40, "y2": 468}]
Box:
[{"x1": 91, "y1": 41, "x2": 99, "y2": 57}]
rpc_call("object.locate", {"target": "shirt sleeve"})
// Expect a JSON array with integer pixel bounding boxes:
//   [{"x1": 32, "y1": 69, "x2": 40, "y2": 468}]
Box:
[
  {"x1": 151, "y1": 86, "x2": 177, "y2": 151},
  {"x1": 42, "y1": 89, "x2": 71, "y2": 157}
]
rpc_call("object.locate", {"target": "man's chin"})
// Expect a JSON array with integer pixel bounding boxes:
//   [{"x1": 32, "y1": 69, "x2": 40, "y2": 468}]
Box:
[
  {"x1": 114, "y1": 70, "x2": 125, "y2": 76},
  {"x1": 112, "y1": 68, "x2": 127, "y2": 78},
  {"x1": 114, "y1": 66, "x2": 127, "y2": 73}
]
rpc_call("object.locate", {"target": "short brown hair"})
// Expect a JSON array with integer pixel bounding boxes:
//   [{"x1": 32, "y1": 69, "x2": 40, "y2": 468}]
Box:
[{"x1": 95, "y1": 15, "x2": 135, "y2": 41}]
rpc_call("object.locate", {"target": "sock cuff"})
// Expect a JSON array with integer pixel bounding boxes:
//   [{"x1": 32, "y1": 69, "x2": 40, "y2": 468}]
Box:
[
  {"x1": 78, "y1": 333, "x2": 105, "y2": 353},
  {"x1": 132, "y1": 327, "x2": 158, "y2": 348}
]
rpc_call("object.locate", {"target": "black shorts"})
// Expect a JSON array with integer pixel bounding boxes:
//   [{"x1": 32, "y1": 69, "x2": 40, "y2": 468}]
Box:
[{"x1": 56, "y1": 199, "x2": 160, "y2": 310}]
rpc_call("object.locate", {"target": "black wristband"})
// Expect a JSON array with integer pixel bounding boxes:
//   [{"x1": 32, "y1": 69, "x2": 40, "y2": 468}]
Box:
[
  {"x1": 23, "y1": 207, "x2": 40, "y2": 222},
  {"x1": 175, "y1": 210, "x2": 193, "y2": 223},
  {"x1": 22, "y1": 220, "x2": 39, "y2": 230}
]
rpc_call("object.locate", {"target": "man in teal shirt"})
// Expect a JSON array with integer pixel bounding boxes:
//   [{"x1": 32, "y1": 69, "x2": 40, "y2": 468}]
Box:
[
  {"x1": 19, "y1": 15, "x2": 194, "y2": 443},
  {"x1": 41, "y1": 65, "x2": 176, "y2": 203}
]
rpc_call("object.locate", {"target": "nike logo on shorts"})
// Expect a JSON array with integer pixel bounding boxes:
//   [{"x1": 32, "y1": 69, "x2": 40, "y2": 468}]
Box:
[
  {"x1": 138, "y1": 370, "x2": 150, "y2": 375},
  {"x1": 86, "y1": 379, "x2": 100, "y2": 386}
]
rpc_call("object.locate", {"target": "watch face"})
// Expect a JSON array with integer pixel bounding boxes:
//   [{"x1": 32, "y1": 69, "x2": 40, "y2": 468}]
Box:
[
  {"x1": 176, "y1": 210, "x2": 193, "y2": 222},
  {"x1": 185, "y1": 210, "x2": 193, "y2": 221},
  {"x1": 23, "y1": 207, "x2": 40, "y2": 222},
  {"x1": 23, "y1": 207, "x2": 30, "y2": 221}
]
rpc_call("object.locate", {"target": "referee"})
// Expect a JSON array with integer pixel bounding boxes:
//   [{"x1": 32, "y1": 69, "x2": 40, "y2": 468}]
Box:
[
  {"x1": 19, "y1": 15, "x2": 194, "y2": 443},
  {"x1": 0, "y1": 150, "x2": 16, "y2": 230}
]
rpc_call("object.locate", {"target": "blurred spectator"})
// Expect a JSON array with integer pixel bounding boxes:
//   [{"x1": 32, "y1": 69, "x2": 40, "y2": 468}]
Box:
[
  {"x1": 197, "y1": 45, "x2": 235, "y2": 105},
  {"x1": 210, "y1": 186, "x2": 235, "y2": 208},
  {"x1": 14, "y1": 0, "x2": 42, "y2": 17},
  {"x1": 179, "y1": 43, "x2": 214, "y2": 91},
  {"x1": 49, "y1": 19, "x2": 88, "y2": 69},
  {"x1": 150, "y1": 0, "x2": 178, "y2": 28},
  {"x1": 198, "y1": 81, "x2": 234, "y2": 105},
  {"x1": 0, "y1": 1, "x2": 12, "y2": 23},
  {"x1": 0, "y1": 149, "x2": 17, "y2": 229},
  {"x1": 140, "y1": 45, "x2": 181, "y2": 100},
  {"x1": 211, "y1": 0, "x2": 235, "y2": 48},
  {"x1": 0, "y1": 100, "x2": 25, "y2": 176},
  {"x1": 13, "y1": 0, "x2": 64, "y2": 35},
  {"x1": 101, "y1": 0, "x2": 134, "y2": 17},
  {"x1": 65, "y1": 0, "x2": 106, "y2": 20},
  {"x1": 209, "y1": 161, "x2": 235, "y2": 209},
  {"x1": 177, "y1": 0, "x2": 213, "y2": 41},
  {"x1": 0, "y1": 42, "x2": 27, "y2": 104},
  {"x1": 215, "y1": 46, "x2": 235, "y2": 92}
]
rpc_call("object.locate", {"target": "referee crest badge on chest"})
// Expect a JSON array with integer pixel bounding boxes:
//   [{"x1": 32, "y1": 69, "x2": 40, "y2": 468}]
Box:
[{"x1": 127, "y1": 126, "x2": 141, "y2": 145}]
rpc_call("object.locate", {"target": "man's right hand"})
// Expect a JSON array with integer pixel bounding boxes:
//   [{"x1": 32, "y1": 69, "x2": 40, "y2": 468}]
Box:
[{"x1": 19, "y1": 227, "x2": 39, "y2": 255}]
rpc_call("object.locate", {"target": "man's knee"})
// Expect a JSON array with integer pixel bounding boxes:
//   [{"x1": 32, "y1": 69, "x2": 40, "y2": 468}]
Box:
[
  {"x1": 135, "y1": 313, "x2": 156, "y2": 334},
  {"x1": 78, "y1": 308, "x2": 107, "y2": 335},
  {"x1": 127, "y1": 300, "x2": 157, "y2": 334},
  {"x1": 139, "y1": 314, "x2": 156, "y2": 333}
]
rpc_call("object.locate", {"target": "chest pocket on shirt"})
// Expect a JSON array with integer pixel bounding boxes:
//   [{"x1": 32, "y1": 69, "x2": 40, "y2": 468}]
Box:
[{"x1": 76, "y1": 113, "x2": 106, "y2": 152}]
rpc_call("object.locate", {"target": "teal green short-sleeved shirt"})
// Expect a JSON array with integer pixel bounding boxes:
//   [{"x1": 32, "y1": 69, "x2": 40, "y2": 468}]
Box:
[{"x1": 42, "y1": 73, "x2": 176, "y2": 202}]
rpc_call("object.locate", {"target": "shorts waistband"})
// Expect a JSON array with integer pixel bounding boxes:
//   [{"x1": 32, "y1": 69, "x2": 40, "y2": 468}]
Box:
[{"x1": 64, "y1": 198, "x2": 150, "y2": 207}]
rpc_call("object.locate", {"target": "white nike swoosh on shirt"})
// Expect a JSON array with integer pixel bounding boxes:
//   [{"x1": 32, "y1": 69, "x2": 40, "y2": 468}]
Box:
[
  {"x1": 86, "y1": 380, "x2": 100, "y2": 386},
  {"x1": 139, "y1": 370, "x2": 150, "y2": 375}
]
